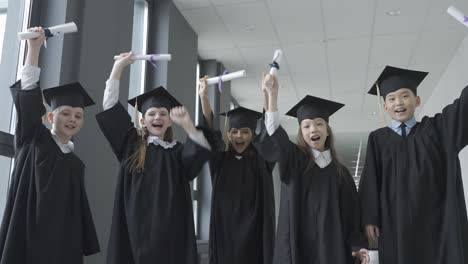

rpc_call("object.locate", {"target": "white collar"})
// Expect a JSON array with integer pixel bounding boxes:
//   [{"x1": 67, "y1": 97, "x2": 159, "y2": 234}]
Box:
[
  {"x1": 147, "y1": 135, "x2": 177, "y2": 149},
  {"x1": 311, "y1": 148, "x2": 332, "y2": 168},
  {"x1": 389, "y1": 117, "x2": 417, "y2": 130},
  {"x1": 51, "y1": 130, "x2": 74, "y2": 154}
]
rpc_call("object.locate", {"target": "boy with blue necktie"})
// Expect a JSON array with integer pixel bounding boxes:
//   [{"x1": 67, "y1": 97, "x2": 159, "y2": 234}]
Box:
[{"x1": 359, "y1": 66, "x2": 468, "y2": 264}]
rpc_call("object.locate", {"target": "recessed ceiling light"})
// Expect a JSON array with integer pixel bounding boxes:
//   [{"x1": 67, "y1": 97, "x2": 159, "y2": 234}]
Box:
[
  {"x1": 386, "y1": 9, "x2": 401, "y2": 16},
  {"x1": 244, "y1": 24, "x2": 256, "y2": 31}
]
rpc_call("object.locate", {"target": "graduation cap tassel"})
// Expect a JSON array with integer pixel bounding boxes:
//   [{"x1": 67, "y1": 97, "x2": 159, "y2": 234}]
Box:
[
  {"x1": 223, "y1": 112, "x2": 229, "y2": 151},
  {"x1": 134, "y1": 98, "x2": 144, "y2": 137},
  {"x1": 128, "y1": 97, "x2": 147, "y2": 172},
  {"x1": 375, "y1": 82, "x2": 387, "y2": 126},
  {"x1": 261, "y1": 73, "x2": 269, "y2": 112},
  {"x1": 41, "y1": 95, "x2": 48, "y2": 125}
]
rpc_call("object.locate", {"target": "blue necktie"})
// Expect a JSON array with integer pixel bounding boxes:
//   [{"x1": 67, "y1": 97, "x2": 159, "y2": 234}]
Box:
[{"x1": 400, "y1": 123, "x2": 407, "y2": 137}]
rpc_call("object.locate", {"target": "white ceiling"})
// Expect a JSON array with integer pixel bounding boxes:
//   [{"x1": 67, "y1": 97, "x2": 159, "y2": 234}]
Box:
[
  {"x1": 176, "y1": 0, "x2": 468, "y2": 131},
  {"x1": 174, "y1": 0, "x2": 468, "y2": 174}
]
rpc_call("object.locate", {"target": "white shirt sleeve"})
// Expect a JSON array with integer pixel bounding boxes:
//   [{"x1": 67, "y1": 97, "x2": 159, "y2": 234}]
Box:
[
  {"x1": 188, "y1": 130, "x2": 212, "y2": 150},
  {"x1": 21, "y1": 65, "x2": 41, "y2": 90},
  {"x1": 265, "y1": 111, "x2": 280, "y2": 136},
  {"x1": 103, "y1": 79, "x2": 120, "y2": 110}
]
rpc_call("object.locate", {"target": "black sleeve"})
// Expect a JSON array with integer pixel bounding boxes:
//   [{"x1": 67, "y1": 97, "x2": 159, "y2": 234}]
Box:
[
  {"x1": 199, "y1": 110, "x2": 225, "y2": 152},
  {"x1": 9, "y1": 81, "x2": 46, "y2": 148},
  {"x1": 198, "y1": 110, "x2": 213, "y2": 128},
  {"x1": 253, "y1": 118, "x2": 277, "y2": 174},
  {"x1": 264, "y1": 160, "x2": 276, "y2": 175},
  {"x1": 95, "y1": 103, "x2": 134, "y2": 162},
  {"x1": 180, "y1": 128, "x2": 213, "y2": 181},
  {"x1": 358, "y1": 132, "x2": 381, "y2": 227},
  {"x1": 339, "y1": 167, "x2": 368, "y2": 250},
  {"x1": 204, "y1": 129, "x2": 225, "y2": 153},
  {"x1": 272, "y1": 182, "x2": 293, "y2": 264},
  {"x1": 261, "y1": 160, "x2": 276, "y2": 264},
  {"x1": 252, "y1": 118, "x2": 279, "y2": 163},
  {"x1": 254, "y1": 125, "x2": 306, "y2": 184},
  {"x1": 204, "y1": 129, "x2": 224, "y2": 182},
  {"x1": 198, "y1": 113, "x2": 225, "y2": 181},
  {"x1": 431, "y1": 86, "x2": 468, "y2": 153},
  {"x1": 79, "y1": 175, "x2": 100, "y2": 256},
  {"x1": 106, "y1": 172, "x2": 135, "y2": 264}
]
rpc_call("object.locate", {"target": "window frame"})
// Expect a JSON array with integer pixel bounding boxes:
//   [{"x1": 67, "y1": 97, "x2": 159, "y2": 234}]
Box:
[{"x1": 0, "y1": 0, "x2": 34, "y2": 222}]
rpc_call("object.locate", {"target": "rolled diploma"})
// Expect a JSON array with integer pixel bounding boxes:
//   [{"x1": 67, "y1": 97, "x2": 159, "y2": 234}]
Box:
[
  {"x1": 18, "y1": 22, "x2": 78, "y2": 40},
  {"x1": 269, "y1": 49, "x2": 282, "y2": 75},
  {"x1": 113, "y1": 54, "x2": 172, "y2": 61},
  {"x1": 206, "y1": 70, "x2": 246, "y2": 85},
  {"x1": 447, "y1": 6, "x2": 468, "y2": 28}
]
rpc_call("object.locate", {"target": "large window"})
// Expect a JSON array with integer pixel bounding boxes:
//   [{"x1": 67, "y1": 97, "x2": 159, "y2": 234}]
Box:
[
  {"x1": 128, "y1": 0, "x2": 149, "y2": 100},
  {"x1": 126, "y1": 0, "x2": 149, "y2": 132},
  {"x1": 193, "y1": 62, "x2": 201, "y2": 236},
  {"x1": 0, "y1": 0, "x2": 33, "y2": 221},
  {"x1": 0, "y1": 0, "x2": 7, "y2": 62}
]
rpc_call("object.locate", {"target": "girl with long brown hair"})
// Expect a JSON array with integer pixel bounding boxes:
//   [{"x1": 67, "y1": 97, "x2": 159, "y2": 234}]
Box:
[
  {"x1": 198, "y1": 77, "x2": 275, "y2": 264},
  {"x1": 254, "y1": 74, "x2": 369, "y2": 264},
  {"x1": 96, "y1": 52, "x2": 213, "y2": 264}
]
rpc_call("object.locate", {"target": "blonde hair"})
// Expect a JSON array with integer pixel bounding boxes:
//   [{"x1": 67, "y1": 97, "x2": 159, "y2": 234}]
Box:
[
  {"x1": 52, "y1": 106, "x2": 69, "y2": 115},
  {"x1": 43, "y1": 106, "x2": 73, "y2": 124}
]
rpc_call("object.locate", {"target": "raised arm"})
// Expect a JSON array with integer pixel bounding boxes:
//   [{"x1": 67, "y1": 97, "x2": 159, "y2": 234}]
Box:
[
  {"x1": 170, "y1": 106, "x2": 212, "y2": 180},
  {"x1": 10, "y1": 27, "x2": 46, "y2": 147},
  {"x1": 262, "y1": 73, "x2": 269, "y2": 112},
  {"x1": 254, "y1": 74, "x2": 307, "y2": 183},
  {"x1": 264, "y1": 74, "x2": 278, "y2": 119},
  {"x1": 96, "y1": 52, "x2": 135, "y2": 161},
  {"x1": 253, "y1": 74, "x2": 280, "y2": 162},
  {"x1": 198, "y1": 76, "x2": 214, "y2": 129},
  {"x1": 103, "y1": 52, "x2": 134, "y2": 110},
  {"x1": 197, "y1": 76, "x2": 229, "y2": 153},
  {"x1": 24, "y1": 27, "x2": 44, "y2": 66},
  {"x1": 431, "y1": 86, "x2": 468, "y2": 153},
  {"x1": 261, "y1": 73, "x2": 283, "y2": 137}
]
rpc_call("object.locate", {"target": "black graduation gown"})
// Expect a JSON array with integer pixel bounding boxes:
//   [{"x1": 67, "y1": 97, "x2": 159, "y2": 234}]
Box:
[
  {"x1": 206, "y1": 130, "x2": 275, "y2": 264},
  {"x1": 96, "y1": 103, "x2": 212, "y2": 264},
  {"x1": 254, "y1": 125, "x2": 366, "y2": 264},
  {"x1": 0, "y1": 81, "x2": 100, "y2": 264},
  {"x1": 359, "y1": 86, "x2": 468, "y2": 264}
]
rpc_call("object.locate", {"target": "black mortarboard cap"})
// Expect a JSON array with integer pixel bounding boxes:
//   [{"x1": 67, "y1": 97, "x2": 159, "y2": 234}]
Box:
[
  {"x1": 285, "y1": 95, "x2": 344, "y2": 123},
  {"x1": 220, "y1": 107, "x2": 263, "y2": 131},
  {"x1": 43, "y1": 82, "x2": 95, "y2": 110},
  {"x1": 368, "y1": 66, "x2": 428, "y2": 98},
  {"x1": 128, "y1": 86, "x2": 182, "y2": 114}
]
